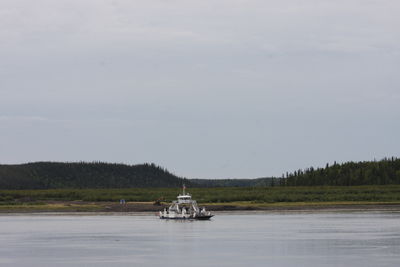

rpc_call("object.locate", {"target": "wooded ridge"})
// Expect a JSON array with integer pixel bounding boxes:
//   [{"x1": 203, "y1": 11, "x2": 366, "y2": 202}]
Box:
[{"x1": 0, "y1": 158, "x2": 399, "y2": 189}]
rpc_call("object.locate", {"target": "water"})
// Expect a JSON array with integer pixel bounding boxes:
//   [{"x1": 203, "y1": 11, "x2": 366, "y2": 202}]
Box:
[{"x1": 0, "y1": 211, "x2": 399, "y2": 267}]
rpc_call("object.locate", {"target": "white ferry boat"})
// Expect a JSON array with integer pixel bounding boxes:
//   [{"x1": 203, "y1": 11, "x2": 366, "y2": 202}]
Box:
[{"x1": 159, "y1": 186, "x2": 214, "y2": 220}]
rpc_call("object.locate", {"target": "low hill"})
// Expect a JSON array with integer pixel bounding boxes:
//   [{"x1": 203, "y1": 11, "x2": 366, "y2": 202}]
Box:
[
  {"x1": 285, "y1": 157, "x2": 400, "y2": 186},
  {"x1": 0, "y1": 162, "x2": 190, "y2": 189},
  {"x1": 1, "y1": 158, "x2": 400, "y2": 190}
]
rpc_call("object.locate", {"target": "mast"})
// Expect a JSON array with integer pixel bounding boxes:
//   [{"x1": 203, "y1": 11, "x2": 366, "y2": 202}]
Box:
[{"x1": 183, "y1": 184, "x2": 186, "y2": 195}]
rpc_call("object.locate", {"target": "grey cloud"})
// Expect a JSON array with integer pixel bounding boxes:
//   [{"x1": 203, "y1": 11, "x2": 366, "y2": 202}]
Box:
[{"x1": 0, "y1": 0, "x2": 399, "y2": 178}]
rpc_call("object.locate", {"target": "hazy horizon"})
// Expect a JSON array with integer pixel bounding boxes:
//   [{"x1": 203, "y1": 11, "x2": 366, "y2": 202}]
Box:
[{"x1": 1, "y1": 0, "x2": 399, "y2": 179}]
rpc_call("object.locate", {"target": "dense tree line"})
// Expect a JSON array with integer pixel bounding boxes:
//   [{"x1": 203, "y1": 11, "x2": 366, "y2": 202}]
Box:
[
  {"x1": 1, "y1": 158, "x2": 399, "y2": 190},
  {"x1": 191, "y1": 177, "x2": 277, "y2": 187},
  {"x1": 0, "y1": 162, "x2": 191, "y2": 189},
  {"x1": 285, "y1": 157, "x2": 400, "y2": 186}
]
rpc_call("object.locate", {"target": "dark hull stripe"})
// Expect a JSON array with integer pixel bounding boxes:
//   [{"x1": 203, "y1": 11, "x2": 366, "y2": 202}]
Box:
[{"x1": 160, "y1": 215, "x2": 213, "y2": 220}]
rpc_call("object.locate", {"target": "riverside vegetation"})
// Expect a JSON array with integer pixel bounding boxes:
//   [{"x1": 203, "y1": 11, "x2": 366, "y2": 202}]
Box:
[{"x1": 1, "y1": 186, "x2": 400, "y2": 205}]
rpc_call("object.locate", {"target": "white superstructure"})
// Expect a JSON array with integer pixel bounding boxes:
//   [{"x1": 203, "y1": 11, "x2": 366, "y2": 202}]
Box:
[{"x1": 159, "y1": 186, "x2": 213, "y2": 220}]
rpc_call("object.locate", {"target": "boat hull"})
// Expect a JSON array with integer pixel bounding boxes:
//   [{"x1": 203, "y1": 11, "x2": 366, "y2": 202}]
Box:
[
  {"x1": 194, "y1": 215, "x2": 214, "y2": 220},
  {"x1": 159, "y1": 215, "x2": 213, "y2": 220},
  {"x1": 159, "y1": 216, "x2": 191, "y2": 220}
]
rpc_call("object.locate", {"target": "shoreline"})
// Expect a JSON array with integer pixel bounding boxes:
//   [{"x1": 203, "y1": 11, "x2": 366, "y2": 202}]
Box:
[{"x1": 1, "y1": 201, "x2": 400, "y2": 213}]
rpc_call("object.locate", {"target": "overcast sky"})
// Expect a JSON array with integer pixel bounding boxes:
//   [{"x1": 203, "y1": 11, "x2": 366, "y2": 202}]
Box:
[{"x1": 1, "y1": 0, "x2": 399, "y2": 178}]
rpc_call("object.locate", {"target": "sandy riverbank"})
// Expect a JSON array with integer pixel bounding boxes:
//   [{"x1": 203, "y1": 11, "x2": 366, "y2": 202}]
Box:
[{"x1": 1, "y1": 201, "x2": 400, "y2": 213}]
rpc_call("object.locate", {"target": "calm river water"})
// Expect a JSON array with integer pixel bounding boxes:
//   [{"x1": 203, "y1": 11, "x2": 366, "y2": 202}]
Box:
[{"x1": 0, "y1": 211, "x2": 399, "y2": 267}]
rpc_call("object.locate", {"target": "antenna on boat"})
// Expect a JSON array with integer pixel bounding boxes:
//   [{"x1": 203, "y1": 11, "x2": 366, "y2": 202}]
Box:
[{"x1": 183, "y1": 184, "x2": 186, "y2": 195}]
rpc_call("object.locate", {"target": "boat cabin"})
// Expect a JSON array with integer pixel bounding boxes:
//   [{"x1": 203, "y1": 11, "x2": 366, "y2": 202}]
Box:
[{"x1": 177, "y1": 194, "x2": 192, "y2": 204}]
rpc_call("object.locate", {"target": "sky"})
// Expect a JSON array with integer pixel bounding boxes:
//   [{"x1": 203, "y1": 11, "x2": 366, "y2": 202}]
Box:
[{"x1": 0, "y1": 0, "x2": 399, "y2": 178}]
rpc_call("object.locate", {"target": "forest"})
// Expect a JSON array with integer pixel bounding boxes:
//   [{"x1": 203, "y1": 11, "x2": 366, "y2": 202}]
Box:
[
  {"x1": 1, "y1": 158, "x2": 400, "y2": 190},
  {"x1": 0, "y1": 162, "x2": 191, "y2": 189},
  {"x1": 285, "y1": 157, "x2": 400, "y2": 186}
]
